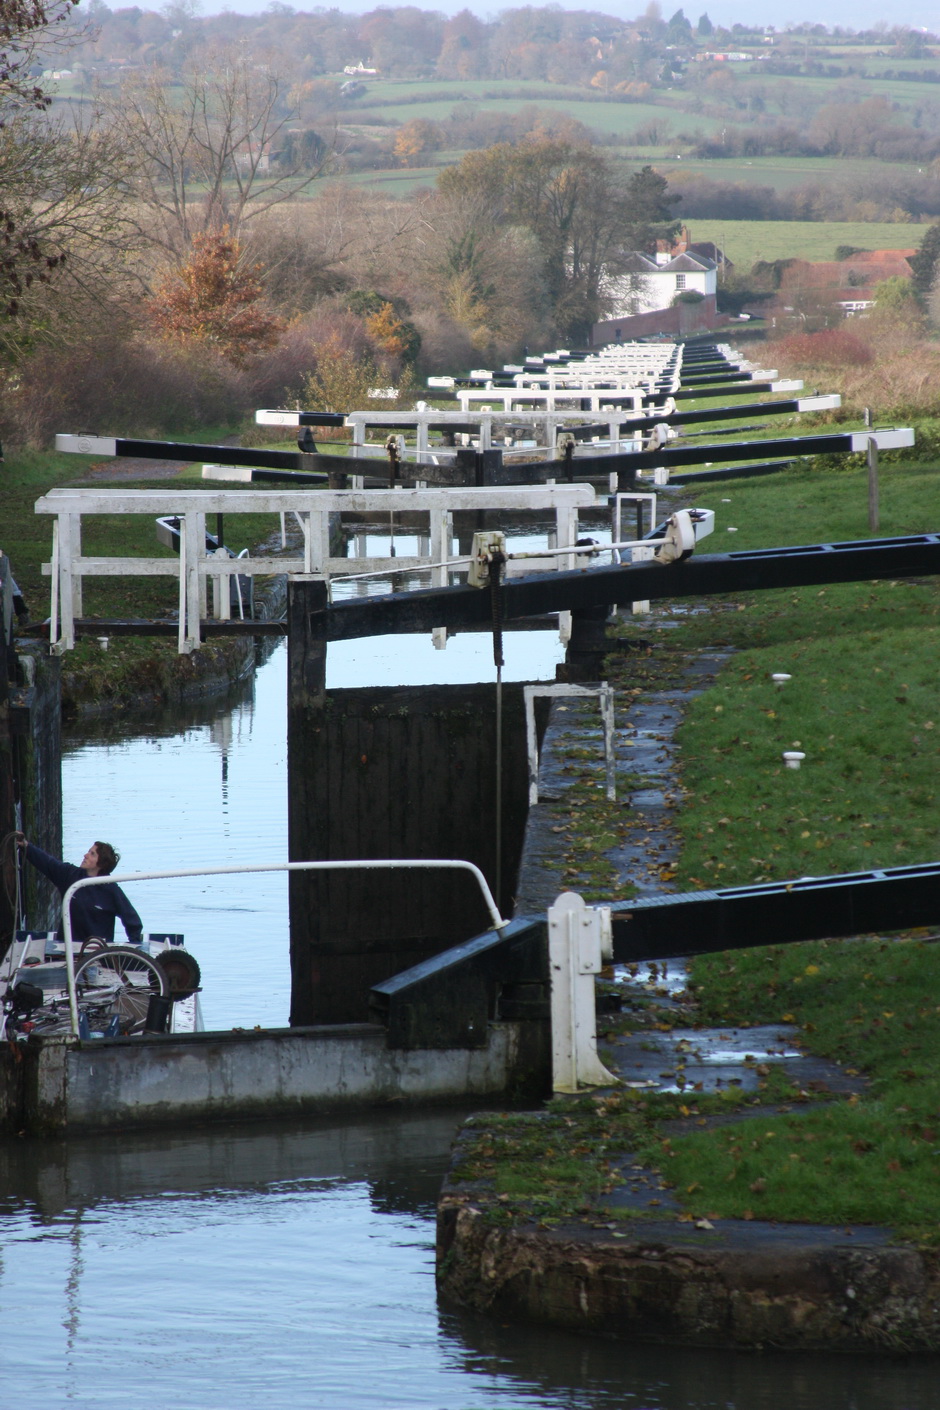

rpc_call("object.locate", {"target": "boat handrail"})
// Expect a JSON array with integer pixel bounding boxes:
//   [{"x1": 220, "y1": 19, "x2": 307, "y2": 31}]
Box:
[{"x1": 61, "y1": 859, "x2": 507, "y2": 1036}]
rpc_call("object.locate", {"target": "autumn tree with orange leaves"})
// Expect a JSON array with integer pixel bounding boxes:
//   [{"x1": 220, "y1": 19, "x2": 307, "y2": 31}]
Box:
[{"x1": 147, "y1": 231, "x2": 283, "y2": 367}]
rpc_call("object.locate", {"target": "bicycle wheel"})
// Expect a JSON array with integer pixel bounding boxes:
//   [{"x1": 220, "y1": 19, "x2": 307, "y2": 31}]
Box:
[{"x1": 74, "y1": 946, "x2": 169, "y2": 1035}]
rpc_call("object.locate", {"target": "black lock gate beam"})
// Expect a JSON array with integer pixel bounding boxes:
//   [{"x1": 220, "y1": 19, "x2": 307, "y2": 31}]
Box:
[
  {"x1": 307, "y1": 532, "x2": 940, "y2": 643},
  {"x1": 610, "y1": 862, "x2": 940, "y2": 964},
  {"x1": 369, "y1": 862, "x2": 940, "y2": 1048}
]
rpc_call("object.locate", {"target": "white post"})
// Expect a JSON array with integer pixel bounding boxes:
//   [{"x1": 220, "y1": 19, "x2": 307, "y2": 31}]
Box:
[
  {"x1": 548, "y1": 891, "x2": 617, "y2": 1093},
  {"x1": 56, "y1": 513, "x2": 75, "y2": 653},
  {"x1": 211, "y1": 546, "x2": 230, "y2": 619},
  {"x1": 69, "y1": 513, "x2": 83, "y2": 619},
  {"x1": 308, "y1": 506, "x2": 330, "y2": 576},
  {"x1": 50, "y1": 518, "x2": 60, "y2": 651},
  {"x1": 300, "y1": 511, "x2": 312, "y2": 573},
  {"x1": 556, "y1": 499, "x2": 578, "y2": 643},
  {"x1": 430, "y1": 507, "x2": 451, "y2": 650},
  {"x1": 630, "y1": 543, "x2": 655, "y2": 615},
  {"x1": 182, "y1": 511, "x2": 202, "y2": 652},
  {"x1": 177, "y1": 524, "x2": 187, "y2": 653}
]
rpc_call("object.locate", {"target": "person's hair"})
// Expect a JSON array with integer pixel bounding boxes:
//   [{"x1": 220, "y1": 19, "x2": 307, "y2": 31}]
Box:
[{"x1": 95, "y1": 842, "x2": 119, "y2": 875}]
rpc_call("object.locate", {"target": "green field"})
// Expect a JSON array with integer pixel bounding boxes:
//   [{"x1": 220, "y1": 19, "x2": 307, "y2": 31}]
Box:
[
  {"x1": 350, "y1": 69, "x2": 940, "y2": 138},
  {"x1": 680, "y1": 219, "x2": 924, "y2": 267},
  {"x1": 664, "y1": 153, "x2": 928, "y2": 191},
  {"x1": 710, "y1": 67, "x2": 940, "y2": 122},
  {"x1": 344, "y1": 165, "x2": 441, "y2": 195},
  {"x1": 353, "y1": 92, "x2": 722, "y2": 142}
]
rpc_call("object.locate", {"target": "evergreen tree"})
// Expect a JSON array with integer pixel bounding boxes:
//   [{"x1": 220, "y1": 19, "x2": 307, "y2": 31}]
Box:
[
  {"x1": 909, "y1": 223, "x2": 940, "y2": 300},
  {"x1": 624, "y1": 166, "x2": 681, "y2": 250}
]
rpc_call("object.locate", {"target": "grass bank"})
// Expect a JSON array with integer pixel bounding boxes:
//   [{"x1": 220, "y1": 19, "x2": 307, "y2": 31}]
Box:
[{"x1": 453, "y1": 452, "x2": 940, "y2": 1246}]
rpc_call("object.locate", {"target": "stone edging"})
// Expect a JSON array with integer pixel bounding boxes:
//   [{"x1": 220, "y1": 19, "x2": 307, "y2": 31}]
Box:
[{"x1": 437, "y1": 1192, "x2": 940, "y2": 1352}]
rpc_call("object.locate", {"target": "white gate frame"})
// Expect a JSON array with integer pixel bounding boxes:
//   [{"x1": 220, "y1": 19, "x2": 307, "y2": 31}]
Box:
[
  {"x1": 36, "y1": 483, "x2": 595, "y2": 654},
  {"x1": 524, "y1": 684, "x2": 615, "y2": 806}
]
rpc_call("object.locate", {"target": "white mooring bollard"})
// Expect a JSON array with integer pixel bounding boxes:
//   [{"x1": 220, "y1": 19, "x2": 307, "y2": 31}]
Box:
[{"x1": 548, "y1": 891, "x2": 618, "y2": 1093}]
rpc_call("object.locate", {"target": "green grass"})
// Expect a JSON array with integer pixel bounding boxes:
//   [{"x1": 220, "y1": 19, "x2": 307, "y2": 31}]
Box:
[
  {"x1": 673, "y1": 617, "x2": 940, "y2": 887},
  {"x1": 609, "y1": 459, "x2": 940, "y2": 889},
  {"x1": 358, "y1": 78, "x2": 589, "y2": 103},
  {"x1": 343, "y1": 166, "x2": 442, "y2": 194},
  {"x1": 727, "y1": 68, "x2": 940, "y2": 117},
  {"x1": 452, "y1": 927, "x2": 940, "y2": 1243},
  {"x1": 666, "y1": 153, "x2": 928, "y2": 192},
  {"x1": 666, "y1": 935, "x2": 940, "y2": 1240},
  {"x1": 684, "y1": 219, "x2": 923, "y2": 267},
  {"x1": 355, "y1": 93, "x2": 702, "y2": 141},
  {"x1": 600, "y1": 455, "x2": 940, "y2": 1241},
  {"x1": 448, "y1": 454, "x2": 940, "y2": 1245}
]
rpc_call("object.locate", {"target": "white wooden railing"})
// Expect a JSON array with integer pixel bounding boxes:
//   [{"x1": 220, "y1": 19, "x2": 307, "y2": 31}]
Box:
[{"x1": 36, "y1": 483, "x2": 596, "y2": 654}]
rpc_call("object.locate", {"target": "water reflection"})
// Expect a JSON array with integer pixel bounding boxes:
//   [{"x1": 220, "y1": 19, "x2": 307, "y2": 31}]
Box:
[
  {"x1": 2, "y1": 1112, "x2": 935, "y2": 1410},
  {"x1": 61, "y1": 629, "x2": 565, "y2": 1030},
  {"x1": 35, "y1": 579, "x2": 939, "y2": 1409},
  {"x1": 62, "y1": 643, "x2": 290, "y2": 1031}
]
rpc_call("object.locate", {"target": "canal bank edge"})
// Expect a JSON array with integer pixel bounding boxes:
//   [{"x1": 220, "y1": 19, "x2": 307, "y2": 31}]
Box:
[
  {"x1": 435, "y1": 1190, "x2": 940, "y2": 1352},
  {"x1": 436, "y1": 624, "x2": 940, "y2": 1354},
  {"x1": 54, "y1": 570, "x2": 287, "y2": 720}
]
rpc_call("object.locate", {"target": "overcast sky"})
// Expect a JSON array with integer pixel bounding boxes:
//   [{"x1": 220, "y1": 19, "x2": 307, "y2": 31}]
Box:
[{"x1": 200, "y1": 1, "x2": 938, "y2": 33}]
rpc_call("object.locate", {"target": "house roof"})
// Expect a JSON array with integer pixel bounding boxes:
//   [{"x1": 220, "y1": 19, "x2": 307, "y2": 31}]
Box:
[
  {"x1": 618, "y1": 252, "x2": 660, "y2": 273},
  {"x1": 686, "y1": 240, "x2": 733, "y2": 268},
  {"x1": 659, "y1": 251, "x2": 716, "y2": 273}
]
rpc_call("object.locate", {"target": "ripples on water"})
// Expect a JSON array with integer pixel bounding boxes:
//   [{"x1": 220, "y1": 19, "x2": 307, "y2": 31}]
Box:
[
  {"x1": 11, "y1": 566, "x2": 933, "y2": 1408},
  {"x1": 2, "y1": 1111, "x2": 936, "y2": 1410}
]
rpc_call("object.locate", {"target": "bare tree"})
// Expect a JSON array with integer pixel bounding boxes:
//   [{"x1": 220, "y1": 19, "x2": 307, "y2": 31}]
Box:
[
  {"x1": 0, "y1": 0, "x2": 122, "y2": 326},
  {"x1": 105, "y1": 45, "x2": 338, "y2": 254},
  {"x1": 1, "y1": 0, "x2": 79, "y2": 117},
  {"x1": 245, "y1": 184, "x2": 427, "y2": 314},
  {"x1": 0, "y1": 107, "x2": 143, "y2": 352}
]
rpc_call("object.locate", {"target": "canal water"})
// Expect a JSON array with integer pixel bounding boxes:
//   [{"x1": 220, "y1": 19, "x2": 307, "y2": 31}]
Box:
[{"x1": 3, "y1": 605, "x2": 937, "y2": 1406}]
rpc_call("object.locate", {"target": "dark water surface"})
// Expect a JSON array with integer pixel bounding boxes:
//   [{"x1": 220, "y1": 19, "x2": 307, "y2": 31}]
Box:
[
  {"x1": 1, "y1": 1110, "x2": 936, "y2": 1410},
  {"x1": 5, "y1": 636, "x2": 933, "y2": 1407}
]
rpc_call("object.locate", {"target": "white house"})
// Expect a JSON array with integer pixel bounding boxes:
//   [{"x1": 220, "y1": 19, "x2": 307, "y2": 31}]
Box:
[{"x1": 606, "y1": 250, "x2": 718, "y2": 319}]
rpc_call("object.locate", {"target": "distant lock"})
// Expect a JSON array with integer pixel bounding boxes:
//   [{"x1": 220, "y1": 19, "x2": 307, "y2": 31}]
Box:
[{"x1": 468, "y1": 530, "x2": 507, "y2": 588}]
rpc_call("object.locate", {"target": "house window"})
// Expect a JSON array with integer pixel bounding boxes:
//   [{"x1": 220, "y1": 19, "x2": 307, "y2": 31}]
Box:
[{"x1": 675, "y1": 274, "x2": 687, "y2": 290}]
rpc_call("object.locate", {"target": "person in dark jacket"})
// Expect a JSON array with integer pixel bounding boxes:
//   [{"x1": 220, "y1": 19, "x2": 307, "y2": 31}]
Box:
[{"x1": 16, "y1": 836, "x2": 143, "y2": 945}]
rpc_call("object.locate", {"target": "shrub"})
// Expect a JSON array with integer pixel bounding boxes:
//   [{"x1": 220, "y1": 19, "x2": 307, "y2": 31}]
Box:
[
  {"x1": 0, "y1": 335, "x2": 248, "y2": 448},
  {"x1": 772, "y1": 328, "x2": 875, "y2": 368}
]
